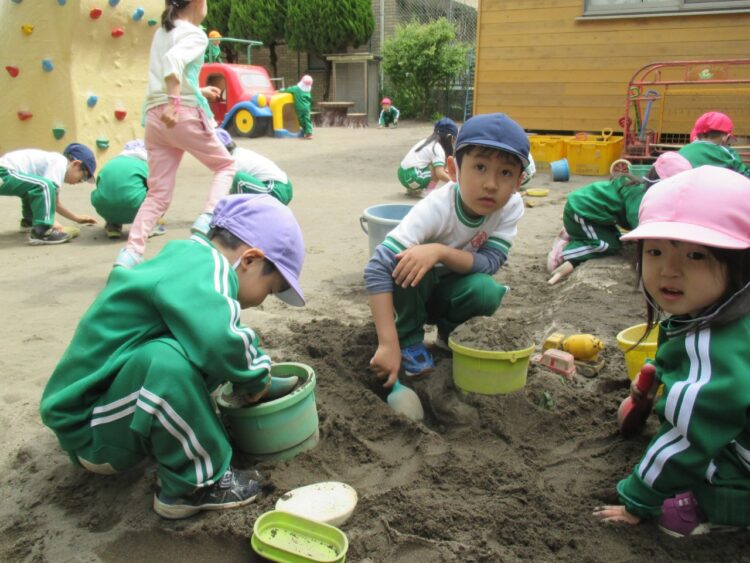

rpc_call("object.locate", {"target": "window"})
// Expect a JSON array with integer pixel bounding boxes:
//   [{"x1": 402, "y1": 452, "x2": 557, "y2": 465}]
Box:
[
  {"x1": 584, "y1": 0, "x2": 750, "y2": 15},
  {"x1": 307, "y1": 52, "x2": 326, "y2": 71}
]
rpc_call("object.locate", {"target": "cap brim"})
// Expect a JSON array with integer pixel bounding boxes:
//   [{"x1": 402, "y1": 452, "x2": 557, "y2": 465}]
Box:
[
  {"x1": 620, "y1": 221, "x2": 749, "y2": 249},
  {"x1": 274, "y1": 264, "x2": 305, "y2": 307}
]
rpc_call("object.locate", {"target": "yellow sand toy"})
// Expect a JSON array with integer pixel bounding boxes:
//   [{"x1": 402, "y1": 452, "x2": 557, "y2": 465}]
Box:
[{"x1": 543, "y1": 333, "x2": 605, "y2": 377}]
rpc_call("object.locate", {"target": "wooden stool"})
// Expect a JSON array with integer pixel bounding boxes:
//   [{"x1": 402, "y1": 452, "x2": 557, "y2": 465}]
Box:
[
  {"x1": 310, "y1": 111, "x2": 322, "y2": 127},
  {"x1": 346, "y1": 113, "x2": 368, "y2": 128}
]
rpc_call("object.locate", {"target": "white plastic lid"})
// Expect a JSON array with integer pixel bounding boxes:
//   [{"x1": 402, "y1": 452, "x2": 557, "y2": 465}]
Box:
[{"x1": 275, "y1": 481, "x2": 358, "y2": 527}]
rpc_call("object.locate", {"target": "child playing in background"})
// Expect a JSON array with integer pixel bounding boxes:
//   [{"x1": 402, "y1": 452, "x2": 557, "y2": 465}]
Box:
[
  {"x1": 378, "y1": 98, "x2": 400, "y2": 128},
  {"x1": 365, "y1": 113, "x2": 529, "y2": 383},
  {"x1": 280, "y1": 75, "x2": 314, "y2": 140},
  {"x1": 215, "y1": 129, "x2": 294, "y2": 205},
  {"x1": 678, "y1": 111, "x2": 749, "y2": 177},
  {"x1": 91, "y1": 140, "x2": 167, "y2": 239},
  {"x1": 205, "y1": 30, "x2": 223, "y2": 63},
  {"x1": 116, "y1": 0, "x2": 235, "y2": 269},
  {"x1": 594, "y1": 166, "x2": 750, "y2": 536},
  {"x1": 41, "y1": 194, "x2": 306, "y2": 520},
  {"x1": 397, "y1": 117, "x2": 458, "y2": 197},
  {"x1": 0, "y1": 143, "x2": 97, "y2": 245},
  {"x1": 547, "y1": 152, "x2": 692, "y2": 284}
]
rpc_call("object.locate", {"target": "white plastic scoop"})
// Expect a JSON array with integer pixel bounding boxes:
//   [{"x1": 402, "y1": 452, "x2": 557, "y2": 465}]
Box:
[{"x1": 387, "y1": 380, "x2": 424, "y2": 421}]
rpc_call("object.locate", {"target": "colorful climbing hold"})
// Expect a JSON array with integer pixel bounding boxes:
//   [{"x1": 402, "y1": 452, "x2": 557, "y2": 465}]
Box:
[
  {"x1": 114, "y1": 109, "x2": 127, "y2": 121},
  {"x1": 42, "y1": 59, "x2": 54, "y2": 72},
  {"x1": 17, "y1": 111, "x2": 33, "y2": 121},
  {"x1": 111, "y1": 28, "x2": 125, "y2": 38},
  {"x1": 5, "y1": 66, "x2": 20, "y2": 78},
  {"x1": 11, "y1": 0, "x2": 22, "y2": 4},
  {"x1": 52, "y1": 127, "x2": 66, "y2": 140},
  {"x1": 147, "y1": 19, "x2": 157, "y2": 26},
  {"x1": 132, "y1": 7, "x2": 145, "y2": 21},
  {"x1": 21, "y1": 24, "x2": 34, "y2": 35},
  {"x1": 109, "y1": 0, "x2": 120, "y2": 5},
  {"x1": 96, "y1": 138, "x2": 110, "y2": 149},
  {"x1": 87, "y1": 95, "x2": 99, "y2": 108},
  {"x1": 57, "y1": 0, "x2": 66, "y2": 5},
  {"x1": 90, "y1": 7, "x2": 102, "y2": 19}
]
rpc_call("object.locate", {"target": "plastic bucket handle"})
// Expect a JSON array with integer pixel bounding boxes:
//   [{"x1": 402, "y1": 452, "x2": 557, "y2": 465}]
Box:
[
  {"x1": 359, "y1": 215, "x2": 368, "y2": 235},
  {"x1": 601, "y1": 127, "x2": 613, "y2": 140}
]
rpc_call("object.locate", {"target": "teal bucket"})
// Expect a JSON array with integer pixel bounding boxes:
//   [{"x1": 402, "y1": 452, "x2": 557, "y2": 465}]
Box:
[
  {"x1": 216, "y1": 363, "x2": 319, "y2": 461},
  {"x1": 629, "y1": 164, "x2": 652, "y2": 178},
  {"x1": 550, "y1": 158, "x2": 569, "y2": 181},
  {"x1": 360, "y1": 204, "x2": 414, "y2": 256}
]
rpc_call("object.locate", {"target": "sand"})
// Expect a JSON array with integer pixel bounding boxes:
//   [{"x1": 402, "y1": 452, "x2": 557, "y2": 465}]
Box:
[{"x1": 1, "y1": 123, "x2": 748, "y2": 562}]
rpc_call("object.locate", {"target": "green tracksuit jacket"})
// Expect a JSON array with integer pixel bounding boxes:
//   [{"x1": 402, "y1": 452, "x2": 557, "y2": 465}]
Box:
[
  {"x1": 40, "y1": 235, "x2": 272, "y2": 455},
  {"x1": 678, "y1": 141, "x2": 750, "y2": 178},
  {"x1": 617, "y1": 315, "x2": 750, "y2": 525},
  {"x1": 280, "y1": 85, "x2": 312, "y2": 136},
  {"x1": 90, "y1": 155, "x2": 148, "y2": 225}
]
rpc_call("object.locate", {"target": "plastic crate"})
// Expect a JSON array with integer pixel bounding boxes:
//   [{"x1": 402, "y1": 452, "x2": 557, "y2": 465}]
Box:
[
  {"x1": 565, "y1": 132, "x2": 624, "y2": 176},
  {"x1": 528, "y1": 135, "x2": 570, "y2": 170}
]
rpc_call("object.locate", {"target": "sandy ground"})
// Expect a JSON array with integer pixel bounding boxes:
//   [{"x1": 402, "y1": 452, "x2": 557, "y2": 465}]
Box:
[{"x1": 1, "y1": 122, "x2": 749, "y2": 562}]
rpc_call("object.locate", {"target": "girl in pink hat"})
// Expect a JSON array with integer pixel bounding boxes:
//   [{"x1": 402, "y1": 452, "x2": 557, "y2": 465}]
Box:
[
  {"x1": 547, "y1": 152, "x2": 692, "y2": 284},
  {"x1": 594, "y1": 165, "x2": 750, "y2": 536},
  {"x1": 678, "y1": 111, "x2": 750, "y2": 178},
  {"x1": 280, "y1": 75, "x2": 314, "y2": 139},
  {"x1": 378, "y1": 97, "x2": 400, "y2": 128}
]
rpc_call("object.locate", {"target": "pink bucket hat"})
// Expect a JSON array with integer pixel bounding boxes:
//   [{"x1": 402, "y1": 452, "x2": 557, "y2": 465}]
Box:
[
  {"x1": 621, "y1": 165, "x2": 750, "y2": 249},
  {"x1": 689, "y1": 111, "x2": 733, "y2": 142},
  {"x1": 653, "y1": 151, "x2": 691, "y2": 179},
  {"x1": 301, "y1": 75, "x2": 313, "y2": 86}
]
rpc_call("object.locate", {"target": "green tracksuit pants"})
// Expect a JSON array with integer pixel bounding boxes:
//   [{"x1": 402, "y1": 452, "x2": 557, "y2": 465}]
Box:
[
  {"x1": 394, "y1": 269, "x2": 508, "y2": 346},
  {"x1": 231, "y1": 172, "x2": 293, "y2": 205},
  {"x1": 0, "y1": 167, "x2": 57, "y2": 228},
  {"x1": 298, "y1": 109, "x2": 313, "y2": 137},
  {"x1": 73, "y1": 338, "x2": 232, "y2": 498},
  {"x1": 561, "y1": 209, "x2": 622, "y2": 265}
]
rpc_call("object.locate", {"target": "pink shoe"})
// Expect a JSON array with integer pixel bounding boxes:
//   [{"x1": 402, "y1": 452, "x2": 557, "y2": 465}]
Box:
[
  {"x1": 658, "y1": 492, "x2": 741, "y2": 537},
  {"x1": 546, "y1": 229, "x2": 570, "y2": 273}
]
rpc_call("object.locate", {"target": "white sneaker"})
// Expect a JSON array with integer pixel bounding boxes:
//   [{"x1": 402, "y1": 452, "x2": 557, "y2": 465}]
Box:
[{"x1": 114, "y1": 248, "x2": 144, "y2": 269}]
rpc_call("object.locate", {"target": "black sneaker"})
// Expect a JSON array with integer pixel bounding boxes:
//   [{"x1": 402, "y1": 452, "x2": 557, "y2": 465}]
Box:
[
  {"x1": 29, "y1": 227, "x2": 72, "y2": 245},
  {"x1": 153, "y1": 467, "x2": 263, "y2": 519}
]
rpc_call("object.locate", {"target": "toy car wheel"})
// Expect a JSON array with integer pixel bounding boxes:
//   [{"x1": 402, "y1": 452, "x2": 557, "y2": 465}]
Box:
[
  {"x1": 228, "y1": 109, "x2": 269, "y2": 138},
  {"x1": 610, "y1": 158, "x2": 631, "y2": 176}
]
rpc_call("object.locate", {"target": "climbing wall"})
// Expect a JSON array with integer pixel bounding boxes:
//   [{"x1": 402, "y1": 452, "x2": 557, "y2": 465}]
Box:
[{"x1": 1, "y1": 0, "x2": 162, "y2": 161}]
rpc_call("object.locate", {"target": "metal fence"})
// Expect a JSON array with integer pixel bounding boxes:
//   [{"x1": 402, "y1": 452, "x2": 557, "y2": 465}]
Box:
[{"x1": 384, "y1": 0, "x2": 478, "y2": 121}]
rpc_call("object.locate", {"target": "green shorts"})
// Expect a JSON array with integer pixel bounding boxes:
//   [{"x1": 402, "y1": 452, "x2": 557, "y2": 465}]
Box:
[
  {"x1": 397, "y1": 166, "x2": 431, "y2": 193},
  {"x1": 231, "y1": 172, "x2": 293, "y2": 205}
]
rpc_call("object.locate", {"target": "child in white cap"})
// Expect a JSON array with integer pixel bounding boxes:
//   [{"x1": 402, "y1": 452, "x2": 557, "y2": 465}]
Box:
[
  {"x1": 41, "y1": 194, "x2": 305, "y2": 519},
  {"x1": 547, "y1": 151, "x2": 692, "y2": 284},
  {"x1": 280, "y1": 75, "x2": 314, "y2": 139},
  {"x1": 594, "y1": 166, "x2": 750, "y2": 536}
]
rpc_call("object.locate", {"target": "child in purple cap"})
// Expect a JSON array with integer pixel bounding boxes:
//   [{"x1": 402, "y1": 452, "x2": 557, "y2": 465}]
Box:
[
  {"x1": 365, "y1": 113, "x2": 529, "y2": 384},
  {"x1": 41, "y1": 194, "x2": 305, "y2": 520},
  {"x1": 0, "y1": 143, "x2": 98, "y2": 245},
  {"x1": 594, "y1": 166, "x2": 750, "y2": 536}
]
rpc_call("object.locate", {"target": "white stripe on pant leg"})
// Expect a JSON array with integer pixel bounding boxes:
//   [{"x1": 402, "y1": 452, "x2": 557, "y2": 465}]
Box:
[
  {"x1": 136, "y1": 398, "x2": 205, "y2": 485},
  {"x1": 91, "y1": 405, "x2": 137, "y2": 427},
  {"x1": 562, "y1": 241, "x2": 608, "y2": 260},
  {"x1": 92, "y1": 390, "x2": 141, "y2": 415},
  {"x1": 642, "y1": 435, "x2": 691, "y2": 487},
  {"x1": 9, "y1": 170, "x2": 53, "y2": 223},
  {"x1": 140, "y1": 388, "x2": 214, "y2": 482},
  {"x1": 638, "y1": 426, "x2": 682, "y2": 480}
]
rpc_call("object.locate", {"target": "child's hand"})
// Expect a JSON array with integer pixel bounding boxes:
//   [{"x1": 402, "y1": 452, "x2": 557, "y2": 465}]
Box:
[
  {"x1": 75, "y1": 215, "x2": 97, "y2": 225},
  {"x1": 160, "y1": 105, "x2": 179, "y2": 128},
  {"x1": 393, "y1": 245, "x2": 440, "y2": 288},
  {"x1": 592, "y1": 505, "x2": 641, "y2": 525},
  {"x1": 201, "y1": 86, "x2": 221, "y2": 102},
  {"x1": 370, "y1": 344, "x2": 400, "y2": 388}
]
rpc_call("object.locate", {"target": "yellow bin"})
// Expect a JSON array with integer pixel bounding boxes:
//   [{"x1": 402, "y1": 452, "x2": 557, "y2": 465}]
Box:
[
  {"x1": 565, "y1": 130, "x2": 624, "y2": 176},
  {"x1": 528, "y1": 134, "x2": 570, "y2": 170},
  {"x1": 616, "y1": 323, "x2": 659, "y2": 380},
  {"x1": 448, "y1": 339, "x2": 535, "y2": 394}
]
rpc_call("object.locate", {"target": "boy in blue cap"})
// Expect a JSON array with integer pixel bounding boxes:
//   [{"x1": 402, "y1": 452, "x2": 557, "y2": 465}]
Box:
[
  {"x1": 365, "y1": 113, "x2": 529, "y2": 383},
  {"x1": 41, "y1": 194, "x2": 305, "y2": 519},
  {"x1": 0, "y1": 143, "x2": 98, "y2": 244}
]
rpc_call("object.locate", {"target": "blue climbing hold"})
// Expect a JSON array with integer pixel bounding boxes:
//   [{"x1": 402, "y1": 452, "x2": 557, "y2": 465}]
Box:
[
  {"x1": 109, "y1": 0, "x2": 120, "y2": 6},
  {"x1": 57, "y1": 0, "x2": 66, "y2": 5},
  {"x1": 87, "y1": 95, "x2": 98, "y2": 108},
  {"x1": 42, "y1": 59, "x2": 54, "y2": 72},
  {"x1": 132, "y1": 7, "x2": 144, "y2": 20}
]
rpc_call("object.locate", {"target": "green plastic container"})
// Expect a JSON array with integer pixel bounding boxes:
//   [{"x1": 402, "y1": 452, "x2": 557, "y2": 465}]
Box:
[
  {"x1": 216, "y1": 363, "x2": 318, "y2": 459},
  {"x1": 629, "y1": 164, "x2": 652, "y2": 178},
  {"x1": 448, "y1": 339, "x2": 535, "y2": 395},
  {"x1": 251, "y1": 510, "x2": 348, "y2": 563}
]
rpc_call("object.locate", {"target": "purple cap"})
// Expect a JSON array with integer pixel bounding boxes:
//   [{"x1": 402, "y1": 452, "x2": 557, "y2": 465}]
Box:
[
  {"x1": 211, "y1": 194, "x2": 305, "y2": 306},
  {"x1": 215, "y1": 128, "x2": 233, "y2": 149}
]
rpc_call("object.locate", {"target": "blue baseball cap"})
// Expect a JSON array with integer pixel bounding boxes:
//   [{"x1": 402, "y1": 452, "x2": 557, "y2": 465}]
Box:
[
  {"x1": 434, "y1": 117, "x2": 458, "y2": 137},
  {"x1": 63, "y1": 143, "x2": 97, "y2": 179},
  {"x1": 211, "y1": 194, "x2": 305, "y2": 307},
  {"x1": 455, "y1": 113, "x2": 530, "y2": 168}
]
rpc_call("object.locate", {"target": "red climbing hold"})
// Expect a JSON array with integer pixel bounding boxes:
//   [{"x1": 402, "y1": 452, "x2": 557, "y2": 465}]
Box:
[
  {"x1": 111, "y1": 28, "x2": 124, "y2": 38},
  {"x1": 90, "y1": 7, "x2": 102, "y2": 19},
  {"x1": 114, "y1": 109, "x2": 127, "y2": 121},
  {"x1": 5, "y1": 66, "x2": 20, "y2": 77},
  {"x1": 17, "y1": 111, "x2": 33, "y2": 121}
]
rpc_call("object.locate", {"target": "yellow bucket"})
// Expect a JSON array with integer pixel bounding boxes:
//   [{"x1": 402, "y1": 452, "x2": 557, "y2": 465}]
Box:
[
  {"x1": 616, "y1": 323, "x2": 659, "y2": 380},
  {"x1": 448, "y1": 339, "x2": 535, "y2": 394}
]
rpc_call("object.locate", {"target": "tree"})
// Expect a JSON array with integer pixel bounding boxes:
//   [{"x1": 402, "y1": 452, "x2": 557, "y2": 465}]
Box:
[
  {"x1": 382, "y1": 18, "x2": 470, "y2": 119},
  {"x1": 286, "y1": 0, "x2": 374, "y2": 99},
  {"x1": 228, "y1": 0, "x2": 287, "y2": 77}
]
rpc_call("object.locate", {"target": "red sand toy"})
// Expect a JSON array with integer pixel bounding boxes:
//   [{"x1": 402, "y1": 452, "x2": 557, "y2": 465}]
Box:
[
  {"x1": 618, "y1": 363, "x2": 656, "y2": 436},
  {"x1": 531, "y1": 349, "x2": 576, "y2": 379}
]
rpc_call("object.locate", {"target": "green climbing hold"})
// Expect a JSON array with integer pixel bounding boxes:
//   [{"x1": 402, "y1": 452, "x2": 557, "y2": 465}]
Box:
[
  {"x1": 52, "y1": 127, "x2": 66, "y2": 140},
  {"x1": 96, "y1": 138, "x2": 110, "y2": 149}
]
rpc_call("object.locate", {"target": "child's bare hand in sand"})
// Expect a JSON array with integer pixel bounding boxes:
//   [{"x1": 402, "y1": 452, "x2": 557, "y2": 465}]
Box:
[
  {"x1": 393, "y1": 244, "x2": 441, "y2": 288},
  {"x1": 370, "y1": 344, "x2": 400, "y2": 388},
  {"x1": 593, "y1": 505, "x2": 641, "y2": 525}
]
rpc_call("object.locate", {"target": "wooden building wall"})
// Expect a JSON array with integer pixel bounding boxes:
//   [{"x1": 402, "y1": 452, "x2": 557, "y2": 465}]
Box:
[{"x1": 474, "y1": 0, "x2": 750, "y2": 136}]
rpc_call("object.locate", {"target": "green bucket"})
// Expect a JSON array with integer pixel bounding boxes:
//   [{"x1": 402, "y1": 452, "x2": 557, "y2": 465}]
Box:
[
  {"x1": 448, "y1": 339, "x2": 535, "y2": 395},
  {"x1": 216, "y1": 362, "x2": 319, "y2": 460},
  {"x1": 629, "y1": 164, "x2": 652, "y2": 178}
]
